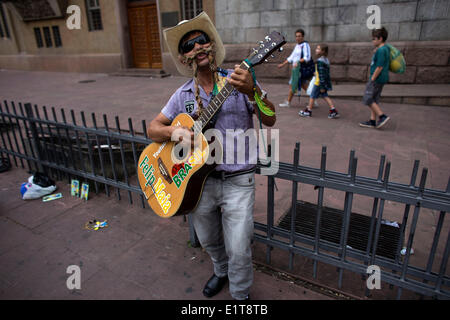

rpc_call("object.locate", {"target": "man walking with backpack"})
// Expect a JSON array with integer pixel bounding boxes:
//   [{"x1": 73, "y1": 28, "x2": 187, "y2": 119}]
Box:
[{"x1": 359, "y1": 27, "x2": 391, "y2": 129}]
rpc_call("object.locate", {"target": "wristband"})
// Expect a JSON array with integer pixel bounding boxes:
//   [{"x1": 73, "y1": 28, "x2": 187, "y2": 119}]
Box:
[
  {"x1": 254, "y1": 88, "x2": 275, "y2": 117},
  {"x1": 260, "y1": 89, "x2": 267, "y2": 100}
]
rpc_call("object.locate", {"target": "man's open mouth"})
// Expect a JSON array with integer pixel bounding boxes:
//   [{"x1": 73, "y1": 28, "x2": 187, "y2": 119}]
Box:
[{"x1": 196, "y1": 52, "x2": 207, "y2": 60}]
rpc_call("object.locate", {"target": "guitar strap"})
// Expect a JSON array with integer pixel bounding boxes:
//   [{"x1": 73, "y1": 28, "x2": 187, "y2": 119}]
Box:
[{"x1": 206, "y1": 71, "x2": 228, "y2": 128}]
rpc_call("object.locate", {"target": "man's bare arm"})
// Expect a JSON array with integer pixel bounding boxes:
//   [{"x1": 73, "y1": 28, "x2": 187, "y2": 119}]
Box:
[
  {"x1": 147, "y1": 112, "x2": 194, "y2": 144},
  {"x1": 147, "y1": 113, "x2": 175, "y2": 142}
]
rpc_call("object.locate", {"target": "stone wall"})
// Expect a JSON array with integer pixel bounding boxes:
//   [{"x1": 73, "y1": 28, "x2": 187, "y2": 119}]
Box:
[
  {"x1": 215, "y1": 0, "x2": 450, "y2": 43},
  {"x1": 215, "y1": 0, "x2": 450, "y2": 84},
  {"x1": 221, "y1": 41, "x2": 450, "y2": 84}
]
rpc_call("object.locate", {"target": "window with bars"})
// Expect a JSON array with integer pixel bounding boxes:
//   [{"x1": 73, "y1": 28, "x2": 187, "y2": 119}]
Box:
[
  {"x1": 180, "y1": 0, "x2": 203, "y2": 20},
  {"x1": 0, "y1": 4, "x2": 10, "y2": 38},
  {"x1": 43, "y1": 26, "x2": 52, "y2": 47},
  {"x1": 52, "y1": 26, "x2": 62, "y2": 47},
  {"x1": 86, "y1": 0, "x2": 103, "y2": 31},
  {"x1": 33, "y1": 26, "x2": 63, "y2": 49},
  {"x1": 34, "y1": 27, "x2": 43, "y2": 48}
]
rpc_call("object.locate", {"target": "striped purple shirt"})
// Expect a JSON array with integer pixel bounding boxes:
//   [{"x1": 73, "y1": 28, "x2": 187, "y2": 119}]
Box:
[{"x1": 161, "y1": 70, "x2": 258, "y2": 173}]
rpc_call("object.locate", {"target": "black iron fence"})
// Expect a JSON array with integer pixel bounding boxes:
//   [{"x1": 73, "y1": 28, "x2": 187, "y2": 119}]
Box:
[
  {"x1": 0, "y1": 101, "x2": 148, "y2": 205},
  {"x1": 255, "y1": 143, "x2": 450, "y2": 300},
  {"x1": 1, "y1": 101, "x2": 449, "y2": 299}
]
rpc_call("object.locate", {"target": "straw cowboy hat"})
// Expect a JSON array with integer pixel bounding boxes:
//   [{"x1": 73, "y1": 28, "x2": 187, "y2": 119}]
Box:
[{"x1": 163, "y1": 11, "x2": 225, "y2": 77}]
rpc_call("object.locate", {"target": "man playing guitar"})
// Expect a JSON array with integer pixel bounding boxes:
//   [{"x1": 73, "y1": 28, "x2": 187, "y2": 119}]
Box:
[{"x1": 146, "y1": 12, "x2": 276, "y2": 300}]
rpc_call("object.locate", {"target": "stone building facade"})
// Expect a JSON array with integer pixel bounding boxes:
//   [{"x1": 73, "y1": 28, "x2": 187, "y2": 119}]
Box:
[
  {"x1": 0, "y1": 0, "x2": 449, "y2": 84},
  {"x1": 216, "y1": 0, "x2": 450, "y2": 84},
  {"x1": 215, "y1": 0, "x2": 450, "y2": 43},
  {"x1": 0, "y1": 0, "x2": 215, "y2": 74}
]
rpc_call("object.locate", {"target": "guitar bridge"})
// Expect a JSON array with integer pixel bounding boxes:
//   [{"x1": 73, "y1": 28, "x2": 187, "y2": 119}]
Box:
[{"x1": 158, "y1": 158, "x2": 173, "y2": 184}]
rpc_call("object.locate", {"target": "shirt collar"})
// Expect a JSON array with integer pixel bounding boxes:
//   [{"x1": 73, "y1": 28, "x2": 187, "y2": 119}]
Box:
[
  {"x1": 180, "y1": 78, "x2": 210, "y2": 101},
  {"x1": 181, "y1": 78, "x2": 195, "y2": 92},
  {"x1": 180, "y1": 72, "x2": 229, "y2": 95}
]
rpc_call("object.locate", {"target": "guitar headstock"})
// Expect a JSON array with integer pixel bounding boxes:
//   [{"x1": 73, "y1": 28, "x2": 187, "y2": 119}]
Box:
[{"x1": 246, "y1": 31, "x2": 286, "y2": 67}]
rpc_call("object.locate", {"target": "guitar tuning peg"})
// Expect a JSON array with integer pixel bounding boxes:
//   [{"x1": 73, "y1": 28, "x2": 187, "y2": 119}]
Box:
[
  {"x1": 264, "y1": 59, "x2": 268, "y2": 63},
  {"x1": 258, "y1": 41, "x2": 264, "y2": 44},
  {"x1": 270, "y1": 55, "x2": 275, "y2": 58},
  {"x1": 279, "y1": 47, "x2": 284, "y2": 52}
]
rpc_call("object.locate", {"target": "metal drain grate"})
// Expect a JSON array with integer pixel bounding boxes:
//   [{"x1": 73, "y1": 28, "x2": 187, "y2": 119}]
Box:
[{"x1": 277, "y1": 201, "x2": 402, "y2": 260}]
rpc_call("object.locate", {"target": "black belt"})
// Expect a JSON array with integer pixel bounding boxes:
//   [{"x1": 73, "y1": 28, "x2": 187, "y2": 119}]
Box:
[{"x1": 209, "y1": 167, "x2": 256, "y2": 180}]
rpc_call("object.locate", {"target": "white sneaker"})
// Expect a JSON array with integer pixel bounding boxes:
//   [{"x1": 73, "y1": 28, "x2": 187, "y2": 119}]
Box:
[
  {"x1": 279, "y1": 101, "x2": 290, "y2": 108},
  {"x1": 299, "y1": 108, "x2": 312, "y2": 117}
]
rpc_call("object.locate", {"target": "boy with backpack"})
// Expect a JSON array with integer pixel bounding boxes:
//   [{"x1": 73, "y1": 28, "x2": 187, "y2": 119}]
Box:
[{"x1": 359, "y1": 27, "x2": 391, "y2": 129}]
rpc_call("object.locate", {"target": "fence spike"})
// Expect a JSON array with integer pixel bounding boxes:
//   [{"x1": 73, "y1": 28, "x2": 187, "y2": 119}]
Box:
[
  {"x1": 348, "y1": 149, "x2": 355, "y2": 175},
  {"x1": 33, "y1": 104, "x2": 40, "y2": 119},
  {"x1": 350, "y1": 157, "x2": 357, "y2": 183},
  {"x1": 418, "y1": 168, "x2": 428, "y2": 196},
  {"x1": 51, "y1": 107, "x2": 57, "y2": 121},
  {"x1": 60, "y1": 108, "x2": 67, "y2": 123},
  {"x1": 446, "y1": 176, "x2": 450, "y2": 194},
  {"x1": 377, "y1": 155, "x2": 386, "y2": 181},
  {"x1": 103, "y1": 114, "x2": 109, "y2": 131},
  {"x1": 80, "y1": 111, "x2": 87, "y2": 127},
  {"x1": 142, "y1": 120, "x2": 148, "y2": 139},
  {"x1": 320, "y1": 145, "x2": 327, "y2": 178},
  {"x1": 383, "y1": 162, "x2": 391, "y2": 190},
  {"x1": 293, "y1": 142, "x2": 300, "y2": 170},
  {"x1": 410, "y1": 160, "x2": 420, "y2": 187},
  {"x1": 91, "y1": 112, "x2": 98, "y2": 129},
  {"x1": 0, "y1": 101, "x2": 18, "y2": 167},
  {"x1": 70, "y1": 109, "x2": 77, "y2": 125},
  {"x1": 115, "y1": 116, "x2": 121, "y2": 133},
  {"x1": 128, "y1": 118, "x2": 135, "y2": 136}
]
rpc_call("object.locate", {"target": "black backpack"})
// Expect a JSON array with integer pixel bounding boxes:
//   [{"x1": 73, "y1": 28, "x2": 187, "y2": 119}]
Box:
[
  {"x1": 300, "y1": 41, "x2": 315, "y2": 79},
  {"x1": 32, "y1": 172, "x2": 55, "y2": 187}
]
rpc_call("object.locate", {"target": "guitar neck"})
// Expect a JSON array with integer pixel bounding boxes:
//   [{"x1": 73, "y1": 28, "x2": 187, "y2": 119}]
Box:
[{"x1": 196, "y1": 61, "x2": 251, "y2": 132}]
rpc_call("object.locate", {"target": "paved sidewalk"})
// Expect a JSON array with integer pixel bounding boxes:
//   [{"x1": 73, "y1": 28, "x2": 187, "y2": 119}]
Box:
[
  {"x1": 0, "y1": 69, "x2": 449, "y2": 300},
  {"x1": 0, "y1": 165, "x2": 338, "y2": 300}
]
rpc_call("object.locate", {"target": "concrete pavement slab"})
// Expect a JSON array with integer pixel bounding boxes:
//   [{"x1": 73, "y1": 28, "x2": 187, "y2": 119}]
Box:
[
  {"x1": 0, "y1": 69, "x2": 449, "y2": 300},
  {"x1": 0, "y1": 165, "x2": 341, "y2": 300}
]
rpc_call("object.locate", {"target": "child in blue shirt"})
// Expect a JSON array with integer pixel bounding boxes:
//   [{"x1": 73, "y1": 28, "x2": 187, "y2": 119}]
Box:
[{"x1": 299, "y1": 44, "x2": 339, "y2": 119}]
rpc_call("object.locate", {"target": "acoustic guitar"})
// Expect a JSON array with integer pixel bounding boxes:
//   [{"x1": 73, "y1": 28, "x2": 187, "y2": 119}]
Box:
[{"x1": 137, "y1": 31, "x2": 286, "y2": 218}]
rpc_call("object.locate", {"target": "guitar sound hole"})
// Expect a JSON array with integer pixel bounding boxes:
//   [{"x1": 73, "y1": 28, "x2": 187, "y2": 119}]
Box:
[
  {"x1": 173, "y1": 142, "x2": 189, "y2": 162},
  {"x1": 178, "y1": 147, "x2": 184, "y2": 159}
]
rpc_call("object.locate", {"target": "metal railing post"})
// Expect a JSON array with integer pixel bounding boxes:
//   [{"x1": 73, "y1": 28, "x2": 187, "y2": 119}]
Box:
[{"x1": 24, "y1": 102, "x2": 45, "y2": 174}]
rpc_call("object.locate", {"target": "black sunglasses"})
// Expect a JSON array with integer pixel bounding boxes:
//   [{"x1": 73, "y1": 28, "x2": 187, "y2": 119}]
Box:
[{"x1": 179, "y1": 33, "x2": 210, "y2": 54}]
